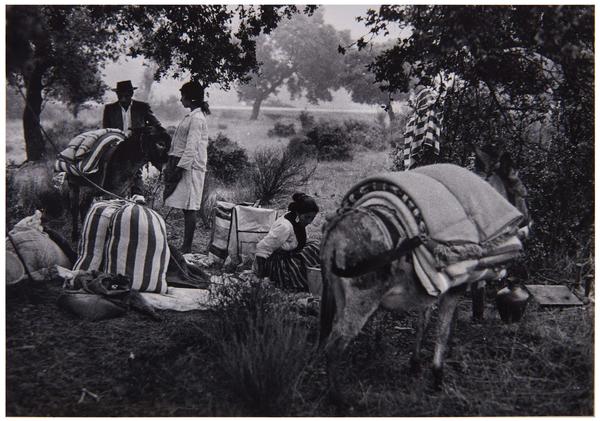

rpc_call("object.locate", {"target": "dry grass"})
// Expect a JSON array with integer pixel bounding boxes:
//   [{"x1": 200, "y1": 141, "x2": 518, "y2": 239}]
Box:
[{"x1": 5, "y1": 107, "x2": 594, "y2": 417}]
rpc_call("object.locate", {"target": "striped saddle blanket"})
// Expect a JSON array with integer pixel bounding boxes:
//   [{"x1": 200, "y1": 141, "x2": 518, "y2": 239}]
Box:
[
  {"x1": 342, "y1": 163, "x2": 525, "y2": 296},
  {"x1": 74, "y1": 199, "x2": 170, "y2": 294},
  {"x1": 54, "y1": 129, "x2": 126, "y2": 176}
]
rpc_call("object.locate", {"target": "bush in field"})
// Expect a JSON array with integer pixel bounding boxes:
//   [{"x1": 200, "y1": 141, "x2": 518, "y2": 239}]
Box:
[
  {"x1": 45, "y1": 119, "x2": 99, "y2": 152},
  {"x1": 203, "y1": 281, "x2": 312, "y2": 416},
  {"x1": 207, "y1": 133, "x2": 250, "y2": 184},
  {"x1": 249, "y1": 146, "x2": 315, "y2": 206},
  {"x1": 286, "y1": 136, "x2": 317, "y2": 159},
  {"x1": 344, "y1": 118, "x2": 389, "y2": 151},
  {"x1": 298, "y1": 111, "x2": 315, "y2": 132},
  {"x1": 267, "y1": 122, "x2": 296, "y2": 137},
  {"x1": 303, "y1": 121, "x2": 353, "y2": 161}
]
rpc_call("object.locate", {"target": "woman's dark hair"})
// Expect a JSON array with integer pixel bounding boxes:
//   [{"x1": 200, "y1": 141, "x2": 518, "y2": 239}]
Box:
[
  {"x1": 288, "y1": 192, "x2": 319, "y2": 215},
  {"x1": 180, "y1": 81, "x2": 210, "y2": 115},
  {"x1": 191, "y1": 99, "x2": 210, "y2": 115}
]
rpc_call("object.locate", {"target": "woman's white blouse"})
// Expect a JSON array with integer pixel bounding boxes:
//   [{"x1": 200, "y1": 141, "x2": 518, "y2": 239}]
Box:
[
  {"x1": 255, "y1": 216, "x2": 298, "y2": 258},
  {"x1": 168, "y1": 108, "x2": 208, "y2": 171}
]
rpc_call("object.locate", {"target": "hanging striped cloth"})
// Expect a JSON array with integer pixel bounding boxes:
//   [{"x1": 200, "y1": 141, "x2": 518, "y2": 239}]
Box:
[
  {"x1": 402, "y1": 88, "x2": 442, "y2": 170},
  {"x1": 54, "y1": 129, "x2": 126, "y2": 176}
]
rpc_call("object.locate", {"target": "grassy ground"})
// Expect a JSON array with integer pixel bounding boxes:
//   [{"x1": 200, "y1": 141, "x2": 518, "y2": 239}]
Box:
[{"x1": 5, "y1": 109, "x2": 594, "y2": 416}]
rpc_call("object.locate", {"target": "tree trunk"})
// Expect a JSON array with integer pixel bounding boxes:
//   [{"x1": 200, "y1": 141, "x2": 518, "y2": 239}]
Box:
[
  {"x1": 386, "y1": 99, "x2": 396, "y2": 123},
  {"x1": 23, "y1": 64, "x2": 46, "y2": 161},
  {"x1": 250, "y1": 96, "x2": 264, "y2": 120}
]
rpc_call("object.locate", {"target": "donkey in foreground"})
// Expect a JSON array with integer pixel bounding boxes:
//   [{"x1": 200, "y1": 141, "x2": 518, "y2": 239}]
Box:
[
  {"x1": 66, "y1": 126, "x2": 171, "y2": 241},
  {"x1": 319, "y1": 205, "x2": 471, "y2": 400}
]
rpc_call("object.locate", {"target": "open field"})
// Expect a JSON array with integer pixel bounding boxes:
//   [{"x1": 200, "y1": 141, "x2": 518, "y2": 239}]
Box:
[{"x1": 5, "y1": 108, "x2": 594, "y2": 416}]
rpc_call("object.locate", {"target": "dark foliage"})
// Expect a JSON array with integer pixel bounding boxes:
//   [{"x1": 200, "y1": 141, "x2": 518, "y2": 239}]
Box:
[
  {"x1": 302, "y1": 121, "x2": 354, "y2": 161},
  {"x1": 367, "y1": 5, "x2": 593, "y2": 271},
  {"x1": 207, "y1": 133, "x2": 250, "y2": 184},
  {"x1": 267, "y1": 122, "x2": 296, "y2": 137}
]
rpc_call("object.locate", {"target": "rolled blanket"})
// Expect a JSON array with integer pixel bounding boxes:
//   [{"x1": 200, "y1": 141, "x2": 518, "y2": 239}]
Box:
[
  {"x1": 342, "y1": 164, "x2": 525, "y2": 296},
  {"x1": 54, "y1": 129, "x2": 126, "y2": 176}
]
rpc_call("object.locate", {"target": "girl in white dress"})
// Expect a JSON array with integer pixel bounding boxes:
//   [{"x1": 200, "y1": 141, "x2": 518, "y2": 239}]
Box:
[{"x1": 164, "y1": 81, "x2": 210, "y2": 253}]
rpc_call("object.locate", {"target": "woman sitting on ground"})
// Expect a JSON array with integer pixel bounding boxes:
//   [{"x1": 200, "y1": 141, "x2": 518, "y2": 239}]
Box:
[{"x1": 253, "y1": 193, "x2": 320, "y2": 292}]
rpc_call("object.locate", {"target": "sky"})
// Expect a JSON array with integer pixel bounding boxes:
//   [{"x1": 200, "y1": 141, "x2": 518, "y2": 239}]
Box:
[{"x1": 102, "y1": 5, "x2": 400, "y2": 109}]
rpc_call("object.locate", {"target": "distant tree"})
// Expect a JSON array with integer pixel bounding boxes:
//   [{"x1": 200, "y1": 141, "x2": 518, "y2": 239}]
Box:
[
  {"x1": 340, "y1": 44, "x2": 408, "y2": 122},
  {"x1": 6, "y1": 5, "x2": 122, "y2": 161},
  {"x1": 122, "y1": 5, "x2": 316, "y2": 91},
  {"x1": 237, "y1": 9, "x2": 351, "y2": 120},
  {"x1": 137, "y1": 62, "x2": 159, "y2": 102}
]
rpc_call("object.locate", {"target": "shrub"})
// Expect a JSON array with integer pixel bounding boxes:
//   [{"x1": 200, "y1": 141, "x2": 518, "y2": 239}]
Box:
[
  {"x1": 267, "y1": 122, "x2": 296, "y2": 138},
  {"x1": 343, "y1": 118, "x2": 389, "y2": 151},
  {"x1": 202, "y1": 280, "x2": 312, "y2": 416},
  {"x1": 45, "y1": 119, "x2": 99, "y2": 152},
  {"x1": 249, "y1": 146, "x2": 316, "y2": 206},
  {"x1": 207, "y1": 133, "x2": 250, "y2": 184},
  {"x1": 286, "y1": 136, "x2": 317, "y2": 159},
  {"x1": 298, "y1": 111, "x2": 315, "y2": 132},
  {"x1": 303, "y1": 121, "x2": 354, "y2": 161}
]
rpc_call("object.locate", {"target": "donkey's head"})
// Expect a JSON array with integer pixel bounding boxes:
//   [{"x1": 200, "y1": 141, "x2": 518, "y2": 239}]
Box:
[{"x1": 132, "y1": 125, "x2": 172, "y2": 169}]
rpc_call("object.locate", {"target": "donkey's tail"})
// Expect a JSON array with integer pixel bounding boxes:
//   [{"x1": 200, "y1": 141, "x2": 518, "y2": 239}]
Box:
[
  {"x1": 318, "y1": 236, "x2": 338, "y2": 348},
  {"x1": 318, "y1": 267, "x2": 336, "y2": 348}
]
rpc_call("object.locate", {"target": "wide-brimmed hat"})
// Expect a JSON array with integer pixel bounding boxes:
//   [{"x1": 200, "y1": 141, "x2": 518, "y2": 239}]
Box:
[
  {"x1": 112, "y1": 80, "x2": 137, "y2": 93},
  {"x1": 180, "y1": 81, "x2": 205, "y2": 101}
]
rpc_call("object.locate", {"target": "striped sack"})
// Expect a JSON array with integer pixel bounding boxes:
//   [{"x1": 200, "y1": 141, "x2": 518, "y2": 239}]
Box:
[
  {"x1": 402, "y1": 88, "x2": 442, "y2": 170},
  {"x1": 104, "y1": 202, "x2": 170, "y2": 294},
  {"x1": 74, "y1": 200, "x2": 170, "y2": 293},
  {"x1": 74, "y1": 200, "x2": 126, "y2": 272},
  {"x1": 54, "y1": 129, "x2": 126, "y2": 176},
  {"x1": 208, "y1": 201, "x2": 236, "y2": 262}
]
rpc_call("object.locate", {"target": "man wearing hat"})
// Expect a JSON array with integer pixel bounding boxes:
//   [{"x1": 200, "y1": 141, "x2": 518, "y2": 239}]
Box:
[
  {"x1": 102, "y1": 80, "x2": 162, "y2": 195},
  {"x1": 103, "y1": 80, "x2": 161, "y2": 133}
]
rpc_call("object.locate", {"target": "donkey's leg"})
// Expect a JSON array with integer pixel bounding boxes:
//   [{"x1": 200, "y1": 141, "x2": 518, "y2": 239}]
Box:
[
  {"x1": 471, "y1": 280, "x2": 486, "y2": 321},
  {"x1": 431, "y1": 288, "x2": 461, "y2": 389},
  {"x1": 324, "y1": 284, "x2": 383, "y2": 403},
  {"x1": 409, "y1": 305, "x2": 433, "y2": 373}
]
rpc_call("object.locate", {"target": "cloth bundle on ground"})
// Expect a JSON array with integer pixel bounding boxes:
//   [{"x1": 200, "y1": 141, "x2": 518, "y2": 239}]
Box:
[
  {"x1": 74, "y1": 199, "x2": 170, "y2": 293},
  {"x1": 207, "y1": 201, "x2": 282, "y2": 266},
  {"x1": 54, "y1": 128, "x2": 126, "y2": 176},
  {"x1": 58, "y1": 269, "x2": 159, "y2": 321},
  {"x1": 341, "y1": 163, "x2": 525, "y2": 296},
  {"x1": 6, "y1": 211, "x2": 73, "y2": 285}
]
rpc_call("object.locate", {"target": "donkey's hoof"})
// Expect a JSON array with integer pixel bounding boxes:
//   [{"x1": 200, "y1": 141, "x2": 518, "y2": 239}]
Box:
[
  {"x1": 408, "y1": 356, "x2": 422, "y2": 375},
  {"x1": 431, "y1": 366, "x2": 444, "y2": 391}
]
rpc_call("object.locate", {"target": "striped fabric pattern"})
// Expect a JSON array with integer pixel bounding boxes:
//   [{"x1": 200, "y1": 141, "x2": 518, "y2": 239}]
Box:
[
  {"x1": 208, "y1": 201, "x2": 235, "y2": 261},
  {"x1": 74, "y1": 200, "x2": 126, "y2": 272},
  {"x1": 104, "y1": 203, "x2": 170, "y2": 294},
  {"x1": 402, "y1": 88, "x2": 442, "y2": 170},
  {"x1": 266, "y1": 240, "x2": 320, "y2": 292},
  {"x1": 54, "y1": 129, "x2": 126, "y2": 176},
  {"x1": 74, "y1": 199, "x2": 169, "y2": 294}
]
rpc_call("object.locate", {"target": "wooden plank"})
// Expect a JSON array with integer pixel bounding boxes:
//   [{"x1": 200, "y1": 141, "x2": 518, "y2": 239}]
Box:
[{"x1": 525, "y1": 284, "x2": 583, "y2": 306}]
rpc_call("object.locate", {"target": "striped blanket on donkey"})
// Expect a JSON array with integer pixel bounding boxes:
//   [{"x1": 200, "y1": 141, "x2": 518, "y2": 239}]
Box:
[
  {"x1": 341, "y1": 163, "x2": 526, "y2": 296},
  {"x1": 54, "y1": 129, "x2": 126, "y2": 176},
  {"x1": 74, "y1": 199, "x2": 170, "y2": 293}
]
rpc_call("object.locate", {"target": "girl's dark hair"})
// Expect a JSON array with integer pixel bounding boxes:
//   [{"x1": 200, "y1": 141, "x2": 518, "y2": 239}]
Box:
[
  {"x1": 288, "y1": 192, "x2": 319, "y2": 215},
  {"x1": 191, "y1": 99, "x2": 210, "y2": 115}
]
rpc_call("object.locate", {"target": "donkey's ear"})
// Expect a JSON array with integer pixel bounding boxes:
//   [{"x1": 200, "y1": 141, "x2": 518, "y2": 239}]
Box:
[{"x1": 474, "y1": 146, "x2": 494, "y2": 173}]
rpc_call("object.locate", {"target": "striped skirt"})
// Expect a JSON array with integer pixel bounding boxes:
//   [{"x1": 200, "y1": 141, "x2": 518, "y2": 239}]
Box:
[{"x1": 266, "y1": 240, "x2": 320, "y2": 292}]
